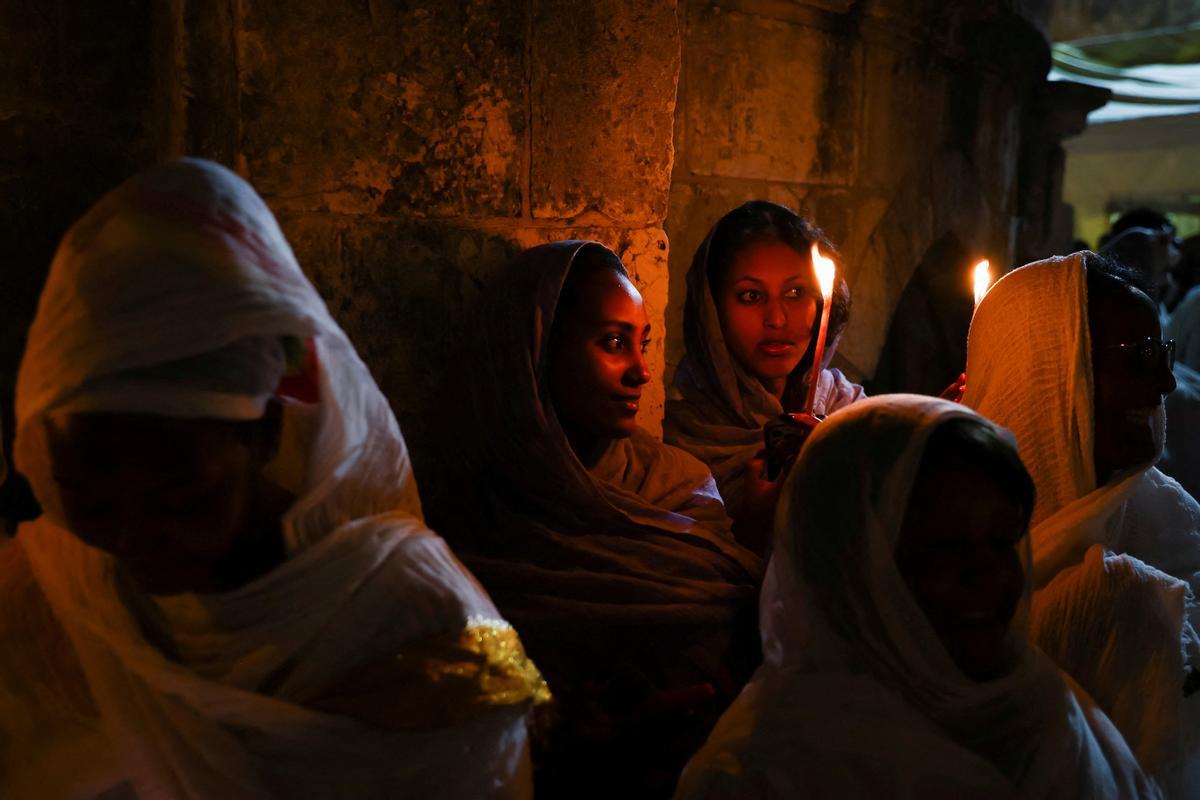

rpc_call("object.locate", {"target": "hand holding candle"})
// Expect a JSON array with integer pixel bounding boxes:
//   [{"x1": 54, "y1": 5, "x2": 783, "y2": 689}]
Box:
[
  {"x1": 973, "y1": 259, "x2": 991, "y2": 308},
  {"x1": 803, "y1": 244, "x2": 837, "y2": 415}
]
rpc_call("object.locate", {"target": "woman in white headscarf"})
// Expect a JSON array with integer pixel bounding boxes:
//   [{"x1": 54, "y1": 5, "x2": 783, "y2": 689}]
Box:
[
  {"x1": 676, "y1": 395, "x2": 1157, "y2": 799},
  {"x1": 0, "y1": 158, "x2": 548, "y2": 799},
  {"x1": 964, "y1": 251, "x2": 1200, "y2": 794},
  {"x1": 665, "y1": 201, "x2": 864, "y2": 553}
]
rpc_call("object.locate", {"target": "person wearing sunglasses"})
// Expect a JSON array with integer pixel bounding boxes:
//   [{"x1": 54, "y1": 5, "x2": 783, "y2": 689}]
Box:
[{"x1": 964, "y1": 250, "x2": 1200, "y2": 795}]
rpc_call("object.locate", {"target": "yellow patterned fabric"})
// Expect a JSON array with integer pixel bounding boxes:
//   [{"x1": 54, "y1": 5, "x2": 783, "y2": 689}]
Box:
[{"x1": 306, "y1": 621, "x2": 551, "y2": 730}]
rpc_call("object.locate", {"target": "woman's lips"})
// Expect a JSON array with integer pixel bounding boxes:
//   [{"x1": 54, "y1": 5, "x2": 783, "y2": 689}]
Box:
[
  {"x1": 614, "y1": 396, "x2": 640, "y2": 414},
  {"x1": 758, "y1": 341, "x2": 796, "y2": 357}
]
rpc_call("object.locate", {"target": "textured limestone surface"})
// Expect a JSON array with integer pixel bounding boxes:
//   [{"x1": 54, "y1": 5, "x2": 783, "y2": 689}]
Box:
[
  {"x1": 1, "y1": 0, "x2": 1070, "y2": 525},
  {"x1": 665, "y1": 0, "x2": 1050, "y2": 384},
  {"x1": 531, "y1": 0, "x2": 680, "y2": 223},
  {"x1": 239, "y1": 1, "x2": 528, "y2": 219},
  {"x1": 202, "y1": 0, "x2": 679, "y2": 457}
]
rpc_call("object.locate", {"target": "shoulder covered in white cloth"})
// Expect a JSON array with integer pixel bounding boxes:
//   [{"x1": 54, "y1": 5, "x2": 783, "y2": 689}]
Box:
[
  {"x1": 4, "y1": 508, "x2": 536, "y2": 799},
  {"x1": 3, "y1": 158, "x2": 541, "y2": 799},
  {"x1": 675, "y1": 668, "x2": 1148, "y2": 800}
]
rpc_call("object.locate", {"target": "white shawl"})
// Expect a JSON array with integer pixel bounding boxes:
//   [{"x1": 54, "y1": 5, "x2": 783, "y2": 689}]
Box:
[
  {"x1": 677, "y1": 395, "x2": 1155, "y2": 799},
  {"x1": 965, "y1": 252, "x2": 1200, "y2": 791},
  {"x1": 2, "y1": 159, "x2": 544, "y2": 799}
]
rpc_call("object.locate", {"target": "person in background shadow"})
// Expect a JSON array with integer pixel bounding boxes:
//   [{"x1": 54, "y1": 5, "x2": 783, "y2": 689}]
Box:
[
  {"x1": 965, "y1": 251, "x2": 1200, "y2": 796},
  {"x1": 677, "y1": 396, "x2": 1156, "y2": 799},
  {"x1": 1101, "y1": 227, "x2": 1178, "y2": 328},
  {"x1": 1168, "y1": 236, "x2": 1200, "y2": 371},
  {"x1": 0, "y1": 159, "x2": 547, "y2": 799},
  {"x1": 665, "y1": 201, "x2": 864, "y2": 555},
  {"x1": 1099, "y1": 231, "x2": 1200, "y2": 503},
  {"x1": 427, "y1": 240, "x2": 761, "y2": 798}
]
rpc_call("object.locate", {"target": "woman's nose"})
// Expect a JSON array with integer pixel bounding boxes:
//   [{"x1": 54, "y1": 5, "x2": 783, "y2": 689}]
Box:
[
  {"x1": 625, "y1": 350, "x2": 651, "y2": 386},
  {"x1": 1157, "y1": 362, "x2": 1177, "y2": 395},
  {"x1": 764, "y1": 298, "x2": 786, "y2": 329}
]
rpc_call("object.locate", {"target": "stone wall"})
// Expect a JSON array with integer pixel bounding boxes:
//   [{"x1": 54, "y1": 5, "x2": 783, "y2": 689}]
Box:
[
  {"x1": 1, "y1": 0, "x2": 1069, "y2": 521},
  {"x1": 0, "y1": 1, "x2": 682, "y2": 517},
  {"x1": 665, "y1": 0, "x2": 1050, "y2": 388},
  {"x1": 180, "y1": 0, "x2": 681, "y2": 469}
]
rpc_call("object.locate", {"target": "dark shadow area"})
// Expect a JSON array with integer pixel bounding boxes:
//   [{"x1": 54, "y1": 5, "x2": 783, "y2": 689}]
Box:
[{"x1": 866, "y1": 232, "x2": 974, "y2": 396}]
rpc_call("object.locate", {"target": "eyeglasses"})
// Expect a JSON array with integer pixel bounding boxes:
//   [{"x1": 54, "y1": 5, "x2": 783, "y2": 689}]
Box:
[{"x1": 1104, "y1": 337, "x2": 1175, "y2": 372}]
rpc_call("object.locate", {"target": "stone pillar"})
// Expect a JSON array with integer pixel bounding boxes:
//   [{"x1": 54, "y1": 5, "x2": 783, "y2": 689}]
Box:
[
  {"x1": 169, "y1": 0, "x2": 681, "y2": 465},
  {"x1": 1012, "y1": 79, "x2": 1110, "y2": 265},
  {"x1": 665, "y1": 0, "x2": 1053, "y2": 384}
]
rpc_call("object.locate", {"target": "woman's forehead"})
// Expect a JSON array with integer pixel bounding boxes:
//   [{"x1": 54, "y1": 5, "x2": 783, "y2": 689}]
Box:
[
  {"x1": 729, "y1": 240, "x2": 812, "y2": 280},
  {"x1": 572, "y1": 269, "x2": 647, "y2": 324},
  {"x1": 1090, "y1": 281, "x2": 1160, "y2": 341}
]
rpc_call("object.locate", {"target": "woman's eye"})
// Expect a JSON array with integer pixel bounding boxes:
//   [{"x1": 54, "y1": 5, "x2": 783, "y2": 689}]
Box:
[
  {"x1": 641, "y1": 338, "x2": 652, "y2": 354},
  {"x1": 736, "y1": 290, "x2": 761, "y2": 304},
  {"x1": 601, "y1": 336, "x2": 624, "y2": 353},
  {"x1": 784, "y1": 287, "x2": 807, "y2": 300}
]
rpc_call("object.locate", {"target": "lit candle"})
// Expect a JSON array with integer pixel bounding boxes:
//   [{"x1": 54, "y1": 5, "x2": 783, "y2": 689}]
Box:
[
  {"x1": 803, "y1": 244, "x2": 836, "y2": 415},
  {"x1": 973, "y1": 259, "x2": 991, "y2": 308}
]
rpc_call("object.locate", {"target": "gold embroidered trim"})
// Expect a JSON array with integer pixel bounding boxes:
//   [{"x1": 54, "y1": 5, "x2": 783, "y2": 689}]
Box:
[{"x1": 306, "y1": 620, "x2": 551, "y2": 730}]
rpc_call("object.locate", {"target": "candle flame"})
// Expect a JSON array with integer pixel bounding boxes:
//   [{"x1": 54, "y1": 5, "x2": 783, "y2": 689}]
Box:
[
  {"x1": 811, "y1": 244, "x2": 836, "y2": 300},
  {"x1": 973, "y1": 259, "x2": 991, "y2": 306}
]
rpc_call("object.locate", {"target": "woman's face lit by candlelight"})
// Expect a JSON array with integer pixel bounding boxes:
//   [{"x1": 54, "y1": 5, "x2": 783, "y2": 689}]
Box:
[
  {"x1": 547, "y1": 262, "x2": 652, "y2": 461},
  {"x1": 714, "y1": 241, "x2": 819, "y2": 398},
  {"x1": 895, "y1": 449, "x2": 1026, "y2": 682}
]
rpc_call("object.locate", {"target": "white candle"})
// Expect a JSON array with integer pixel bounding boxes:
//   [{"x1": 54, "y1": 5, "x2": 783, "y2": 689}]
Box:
[{"x1": 804, "y1": 244, "x2": 837, "y2": 415}]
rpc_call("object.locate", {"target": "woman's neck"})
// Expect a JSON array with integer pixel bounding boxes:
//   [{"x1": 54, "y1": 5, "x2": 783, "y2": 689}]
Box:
[
  {"x1": 563, "y1": 426, "x2": 609, "y2": 469},
  {"x1": 761, "y1": 375, "x2": 787, "y2": 401}
]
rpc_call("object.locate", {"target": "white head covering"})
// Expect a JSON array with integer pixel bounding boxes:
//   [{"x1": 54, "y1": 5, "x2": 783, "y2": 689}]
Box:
[
  {"x1": 16, "y1": 157, "x2": 421, "y2": 546},
  {"x1": 678, "y1": 395, "x2": 1155, "y2": 799},
  {"x1": 964, "y1": 254, "x2": 1098, "y2": 528},
  {"x1": 765, "y1": 396, "x2": 1059, "y2": 765},
  {"x1": 4, "y1": 159, "x2": 541, "y2": 799},
  {"x1": 964, "y1": 252, "x2": 1200, "y2": 789}
]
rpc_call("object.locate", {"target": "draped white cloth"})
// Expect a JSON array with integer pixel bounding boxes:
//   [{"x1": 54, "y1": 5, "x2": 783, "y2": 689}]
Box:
[
  {"x1": 1168, "y1": 285, "x2": 1200, "y2": 372},
  {"x1": 676, "y1": 395, "x2": 1156, "y2": 799},
  {"x1": 1, "y1": 159, "x2": 538, "y2": 799},
  {"x1": 1160, "y1": 363, "x2": 1200, "y2": 501},
  {"x1": 964, "y1": 252, "x2": 1200, "y2": 793}
]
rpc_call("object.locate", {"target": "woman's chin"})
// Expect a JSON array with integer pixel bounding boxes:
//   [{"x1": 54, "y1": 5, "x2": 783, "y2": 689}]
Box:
[
  {"x1": 609, "y1": 419, "x2": 639, "y2": 439},
  {"x1": 747, "y1": 360, "x2": 800, "y2": 386}
]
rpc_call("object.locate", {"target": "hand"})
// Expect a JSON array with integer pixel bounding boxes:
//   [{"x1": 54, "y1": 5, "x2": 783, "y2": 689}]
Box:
[
  {"x1": 734, "y1": 453, "x2": 784, "y2": 556},
  {"x1": 744, "y1": 453, "x2": 783, "y2": 511},
  {"x1": 939, "y1": 373, "x2": 966, "y2": 403},
  {"x1": 762, "y1": 413, "x2": 821, "y2": 481}
]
